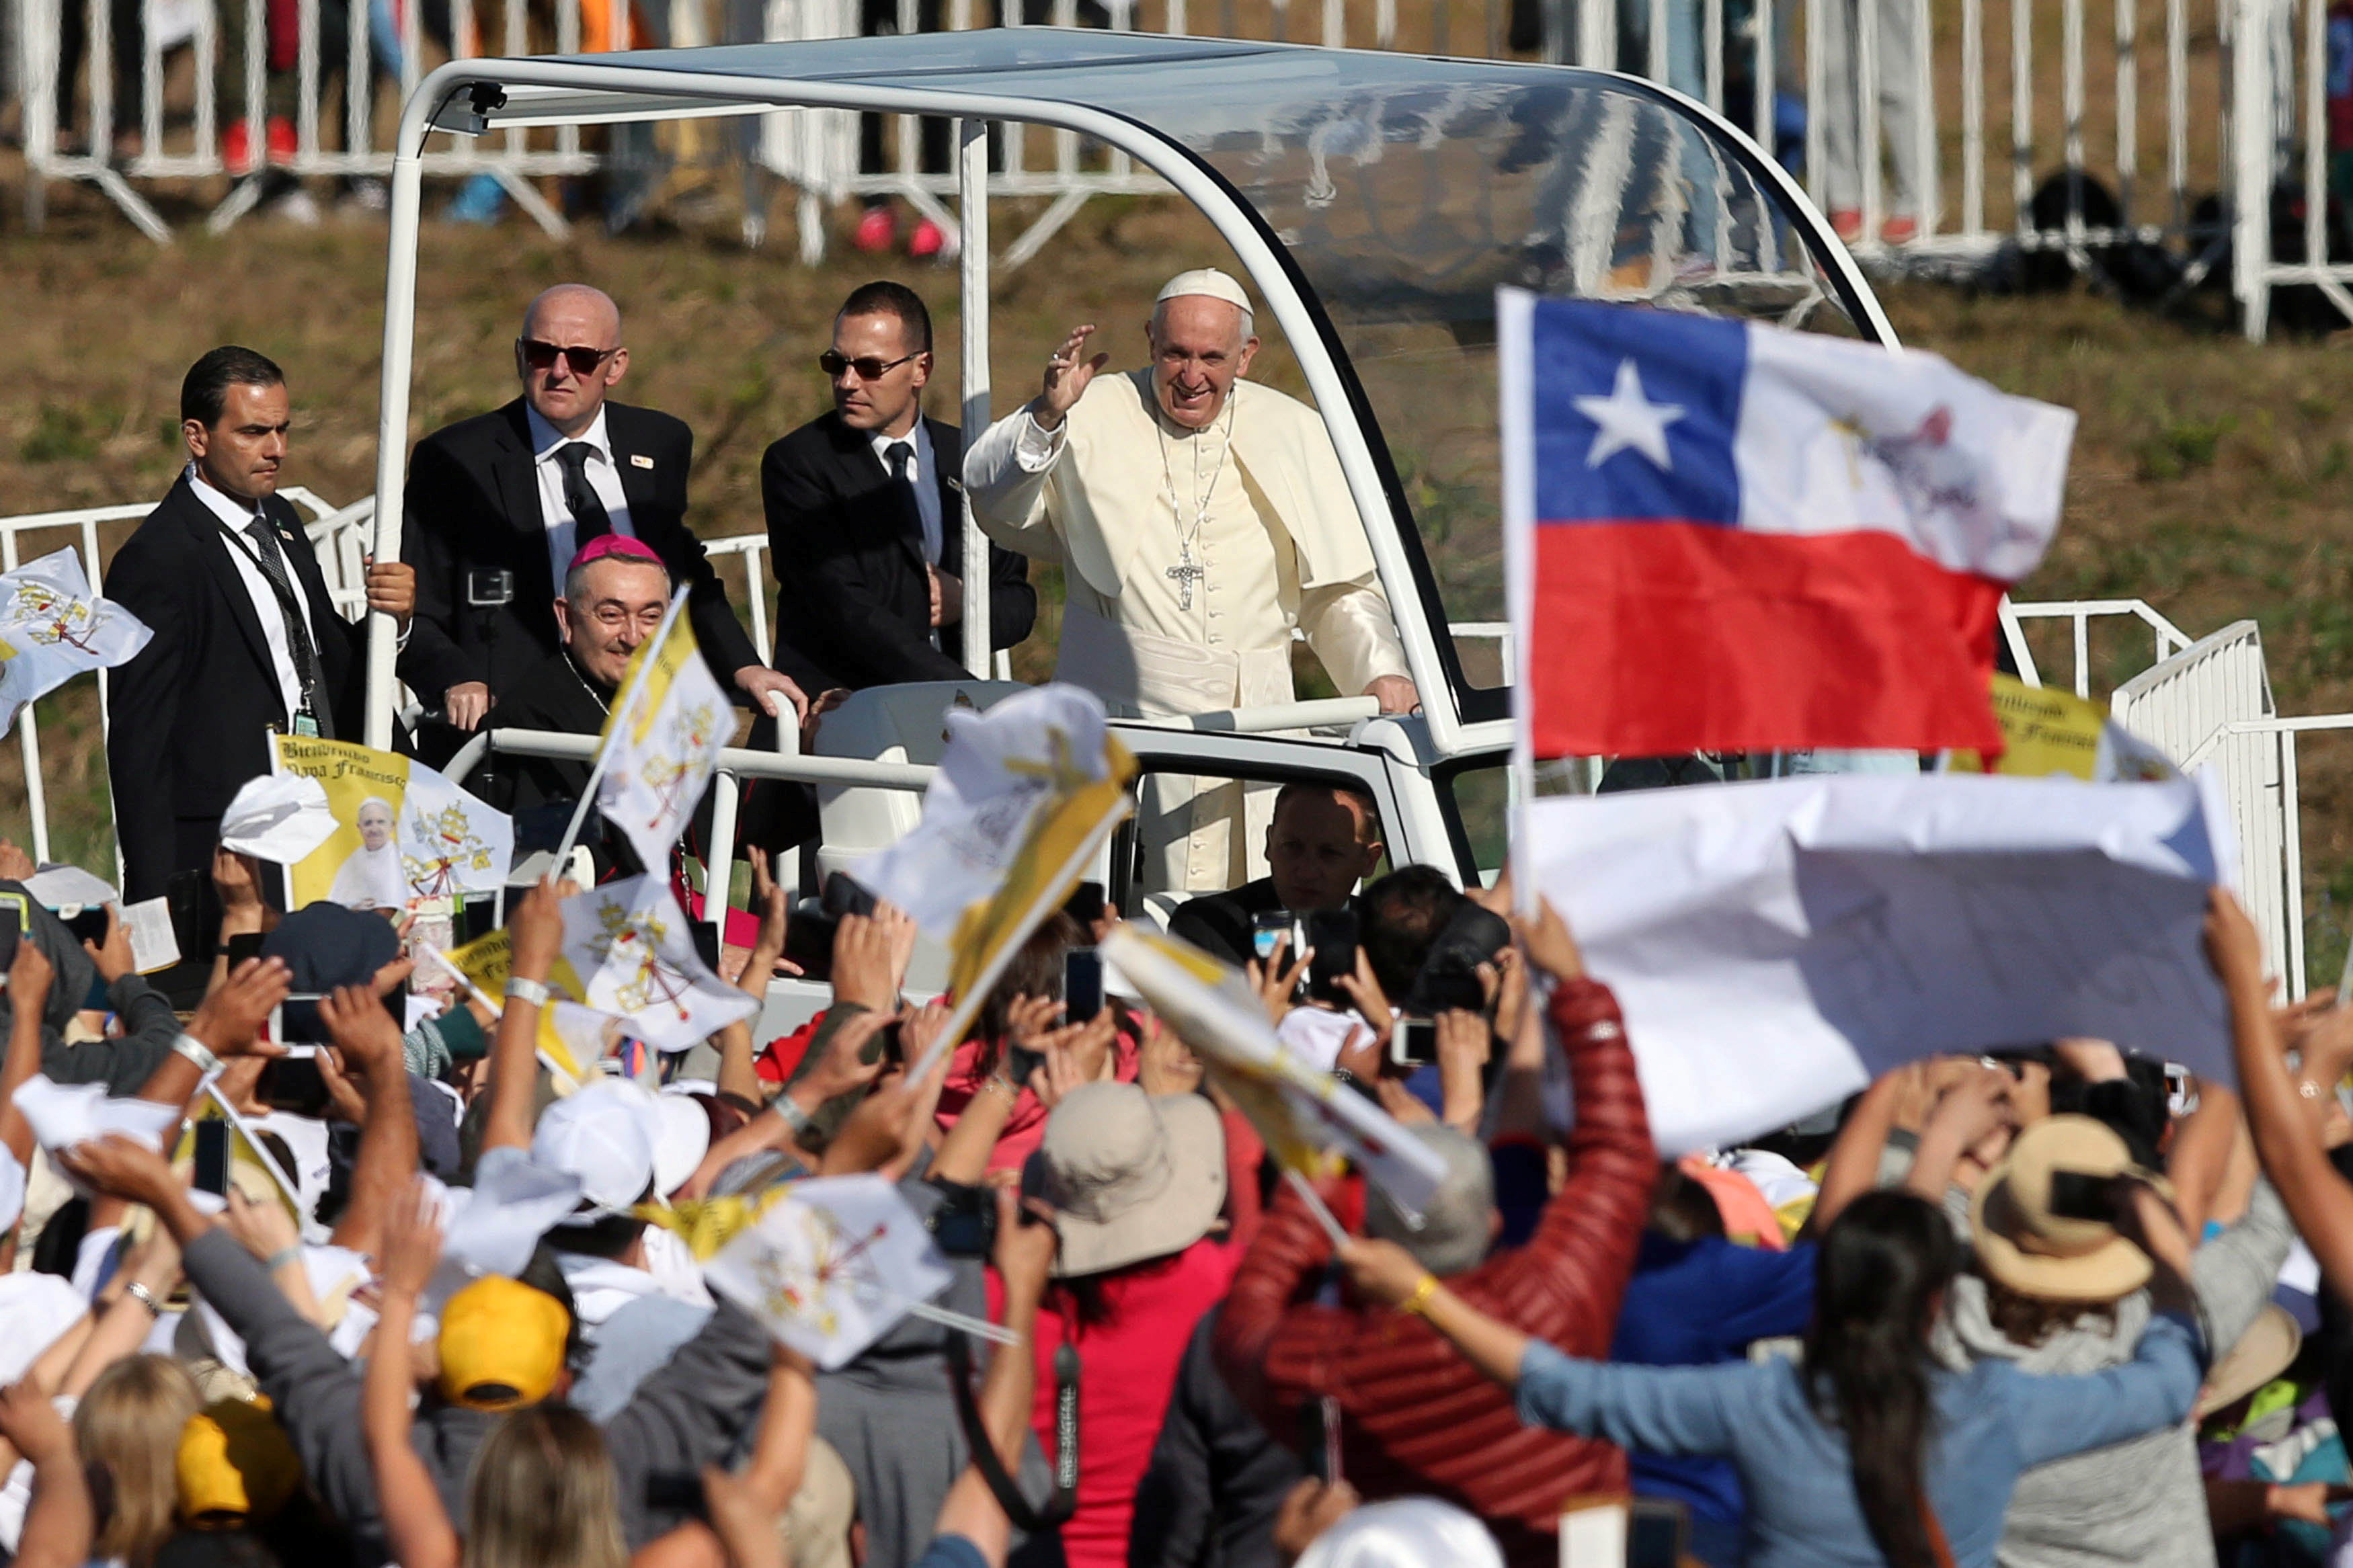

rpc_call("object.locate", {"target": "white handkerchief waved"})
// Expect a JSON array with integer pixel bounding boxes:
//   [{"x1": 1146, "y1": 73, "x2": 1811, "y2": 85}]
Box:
[
  {"x1": 14, "y1": 1075, "x2": 182, "y2": 1155},
  {"x1": 218, "y1": 774, "x2": 337, "y2": 864}
]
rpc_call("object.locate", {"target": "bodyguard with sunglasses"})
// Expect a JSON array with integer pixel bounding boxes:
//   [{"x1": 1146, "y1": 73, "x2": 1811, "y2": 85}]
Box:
[
  {"x1": 759, "y1": 280, "x2": 1036, "y2": 691},
  {"x1": 401, "y1": 283, "x2": 813, "y2": 749}
]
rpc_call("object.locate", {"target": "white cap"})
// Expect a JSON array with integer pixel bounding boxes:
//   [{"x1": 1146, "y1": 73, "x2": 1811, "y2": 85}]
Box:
[
  {"x1": 1155, "y1": 267, "x2": 1254, "y2": 328},
  {"x1": 532, "y1": 1082, "x2": 657, "y2": 1214},
  {"x1": 1293, "y1": 1499, "x2": 1505, "y2": 1568},
  {"x1": 643, "y1": 1085, "x2": 714, "y2": 1198}
]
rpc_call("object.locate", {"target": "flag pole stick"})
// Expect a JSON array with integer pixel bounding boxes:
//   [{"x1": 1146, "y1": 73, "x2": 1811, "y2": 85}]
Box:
[
  {"x1": 1283, "y1": 1169, "x2": 1351, "y2": 1251},
  {"x1": 902, "y1": 1298, "x2": 1024, "y2": 1348},
  {"x1": 900, "y1": 796, "x2": 1133, "y2": 1089},
  {"x1": 550, "y1": 586, "x2": 692, "y2": 874}
]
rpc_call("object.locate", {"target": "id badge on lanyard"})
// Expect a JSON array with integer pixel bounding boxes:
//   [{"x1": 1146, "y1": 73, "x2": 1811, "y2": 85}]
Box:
[{"x1": 291, "y1": 712, "x2": 321, "y2": 738}]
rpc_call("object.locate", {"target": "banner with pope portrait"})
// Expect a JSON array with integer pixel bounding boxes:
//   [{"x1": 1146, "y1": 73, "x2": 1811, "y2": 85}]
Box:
[{"x1": 271, "y1": 736, "x2": 513, "y2": 915}]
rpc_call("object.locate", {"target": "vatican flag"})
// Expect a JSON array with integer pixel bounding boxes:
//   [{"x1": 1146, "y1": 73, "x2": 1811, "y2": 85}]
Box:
[
  {"x1": 1105, "y1": 925, "x2": 1449, "y2": 1223},
  {"x1": 0, "y1": 548, "x2": 151, "y2": 737},
  {"x1": 592, "y1": 595, "x2": 731, "y2": 874},
  {"x1": 858, "y1": 684, "x2": 1136, "y2": 1081},
  {"x1": 552, "y1": 874, "x2": 756, "y2": 1055}
]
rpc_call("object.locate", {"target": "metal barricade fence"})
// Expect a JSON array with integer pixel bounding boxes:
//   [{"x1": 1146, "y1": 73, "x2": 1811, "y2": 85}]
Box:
[
  {"x1": 756, "y1": 0, "x2": 2245, "y2": 280},
  {"x1": 2229, "y1": 0, "x2": 2353, "y2": 339},
  {"x1": 16, "y1": 0, "x2": 609, "y2": 237},
  {"x1": 2108, "y1": 620, "x2": 2303, "y2": 990},
  {"x1": 17, "y1": 0, "x2": 2260, "y2": 294}
]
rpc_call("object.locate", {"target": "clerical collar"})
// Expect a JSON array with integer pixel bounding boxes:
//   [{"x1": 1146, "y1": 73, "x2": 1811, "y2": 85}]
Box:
[{"x1": 563, "y1": 649, "x2": 616, "y2": 714}]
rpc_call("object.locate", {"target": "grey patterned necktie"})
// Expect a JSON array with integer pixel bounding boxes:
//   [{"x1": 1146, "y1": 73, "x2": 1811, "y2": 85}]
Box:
[{"x1": 243, "y1": 515, "x2": 333, "y2": 737}]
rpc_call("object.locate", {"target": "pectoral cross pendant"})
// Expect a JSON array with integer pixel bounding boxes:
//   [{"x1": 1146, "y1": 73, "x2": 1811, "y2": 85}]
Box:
[{"x1": 1166, "y1": 557, "x2": 1205, "y2": 611}]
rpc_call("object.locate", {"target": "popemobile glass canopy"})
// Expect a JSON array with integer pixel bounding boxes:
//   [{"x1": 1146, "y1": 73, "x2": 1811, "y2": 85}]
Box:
[{"x1": 373, "y1": 32, "x2": 1892, "y2": 749}]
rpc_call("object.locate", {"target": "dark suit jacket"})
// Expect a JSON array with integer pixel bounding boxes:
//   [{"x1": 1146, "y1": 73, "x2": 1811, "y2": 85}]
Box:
[
  {"x1": 104, "y1": 476, "x2": 383, "y2": 901},
  {"x1": 1164, "y1": 876, "x2": 1288, "y2": 969},
  {"x1": 401, "y1": 399, "x2": 768, "y2": 707},
  {"x1": 760, "y1": 411, "x2": 1036, "y2": 690}
]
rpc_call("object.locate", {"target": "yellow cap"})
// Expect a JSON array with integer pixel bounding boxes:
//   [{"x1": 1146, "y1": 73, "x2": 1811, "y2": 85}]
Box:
[
  {"x1": 177, "y1": 1396, "x2": 300, "y2": 1525},
  {"x1": 436, "y1": 1276, "x2": 569, "y2": 1411}
]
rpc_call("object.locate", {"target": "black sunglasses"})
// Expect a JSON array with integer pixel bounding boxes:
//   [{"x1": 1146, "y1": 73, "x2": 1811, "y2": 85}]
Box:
[
  {"x1": 820, "y1": 349, "x2": 918, "y2": 381},
  {"x1": 518, "y1": 338, "x2": 619, "y2": 375}
]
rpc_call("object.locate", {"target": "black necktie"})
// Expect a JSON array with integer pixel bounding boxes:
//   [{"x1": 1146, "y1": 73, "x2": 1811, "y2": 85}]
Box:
[
  {"x1": 555, "y1": 442, "x2": 612, "y2": 544},
  {"x1": 886, "y1": 440, "x2": 915, "y2": 488},
  {"x1": 243, "y1": 515, "x2": 333, "y2": 738}
]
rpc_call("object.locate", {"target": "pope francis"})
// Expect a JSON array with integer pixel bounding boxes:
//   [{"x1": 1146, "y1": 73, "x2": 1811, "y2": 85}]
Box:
[{"x1": 965, "y1": 267, "x2": 1417, "y2": 895}]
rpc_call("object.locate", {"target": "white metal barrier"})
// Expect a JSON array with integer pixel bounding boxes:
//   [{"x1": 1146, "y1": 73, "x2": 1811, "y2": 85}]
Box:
[
  {"x1": 753, "y1": 0, "x2": 2243, "y2": 280},
  {"x1": 1997, "y1": 596, "x2": 2195, "y2": 697},
  {"x1": 21, "y1": 0, "x2": 2266, "y2": 305},
  {"x1": 2231, "y1": 0, "x2": 2353, "y2": 339},
  {"x1": 2108, "y1": 620, "x2": 2303, "y2": 991},
  {"x1": 16, "y1": 0, "x2": 608, "y2": 239}
]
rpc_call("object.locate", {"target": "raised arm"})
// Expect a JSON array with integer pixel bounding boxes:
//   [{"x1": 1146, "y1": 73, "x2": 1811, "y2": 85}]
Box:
[
  {"x1": 365, "y1": 1182, "x2": 461, "y2": 1568},
  {"x1": 0, "y1": 1381, "x2": 94, "y2": 1568},
  {"x1": 322, "y1": 977, "x2": 422, "y2": 1257},
  {"x1": 485, "y1": 877, "x2": 564, "y2": 1155},
  {"x1": 0, "y1": 940, "x2": 54, "y2": 1168},
  {"x1": 930, "y1": 1186, "x2": 1060, "y2": 1568},
  {"x1": 2209, "y1": 889, "x2": 2353, "y2": 1305}
]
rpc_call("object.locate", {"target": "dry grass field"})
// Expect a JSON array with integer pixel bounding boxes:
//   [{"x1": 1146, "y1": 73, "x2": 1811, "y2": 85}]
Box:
[{"x1": 2, "y1": 170, "x2": 2350, "y2": 978}]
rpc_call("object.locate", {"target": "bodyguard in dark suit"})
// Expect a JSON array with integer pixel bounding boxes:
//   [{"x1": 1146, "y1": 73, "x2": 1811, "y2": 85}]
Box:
[
  {"x1": 106, "y1": 347, "x2": 419, "y2": 903},
  {"x1": 761, "y1": 281, "x2": 1035, "y2": 692},
  {"x1": 401, "y1": 284, "x2": 811, "y2": 743}
]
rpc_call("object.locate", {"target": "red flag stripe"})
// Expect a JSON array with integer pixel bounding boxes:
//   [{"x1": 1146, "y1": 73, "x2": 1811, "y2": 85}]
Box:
[{"x1": 1527, "y1": 521, "x2": 2006, "y2": 757}]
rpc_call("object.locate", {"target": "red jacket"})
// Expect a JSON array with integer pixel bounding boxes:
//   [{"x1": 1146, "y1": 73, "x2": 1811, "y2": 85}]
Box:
[{"x1": 1213, "y1": 979, "x2": 1655, "y2": 1568}]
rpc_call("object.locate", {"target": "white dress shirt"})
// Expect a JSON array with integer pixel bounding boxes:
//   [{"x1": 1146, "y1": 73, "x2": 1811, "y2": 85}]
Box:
[
  {"x1": 189, "y1": 464, "x2": 318, "y2": 724},
  {"x1": 528, "y1": 405, "x2": 636, "y2": 590},
  {"x1": 868, "y1": 420, "x2": 942, "y2": 565}
]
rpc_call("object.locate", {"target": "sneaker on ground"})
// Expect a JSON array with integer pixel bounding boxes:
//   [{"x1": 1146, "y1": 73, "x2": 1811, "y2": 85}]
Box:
[
  {"x1": 268, "y1": 186, "x2": 321, "y2": 225},
  {"x1": 1828, "y1": 208, "x2": 1863, "y2": 243},
  {"x1": 1879, "y1": 213, "x2": 1919, "y2": 245}
]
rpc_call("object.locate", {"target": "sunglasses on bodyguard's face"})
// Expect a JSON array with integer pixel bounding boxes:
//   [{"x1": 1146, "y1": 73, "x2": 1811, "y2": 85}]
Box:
[
  {"x1": 820, "y1": 350, "x2": 918, "y2": 381},
  {"x1": 518, "y1": 339, "x2": 620, "y2": 375}
]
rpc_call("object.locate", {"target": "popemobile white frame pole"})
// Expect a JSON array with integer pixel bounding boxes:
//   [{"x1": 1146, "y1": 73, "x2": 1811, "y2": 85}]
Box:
[
  {"x1": 958, "y1": 115, "x2": 992, "y2": 677},
  {"x1": 361, "y1": 48, "x2": 1892, "y2": 758}
]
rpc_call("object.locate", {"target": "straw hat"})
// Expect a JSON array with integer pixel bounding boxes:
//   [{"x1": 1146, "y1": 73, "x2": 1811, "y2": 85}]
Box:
[
  {"x1": 2197, "y1": 1304, "x2": 2303, "y2": 1419},
  {"x1": 1970, "y1": 1114, "x2": 2159, "y2": 1301},
  {"x1": 1025, "y1": 1082, "x2": 1225, "y2": 1278}
]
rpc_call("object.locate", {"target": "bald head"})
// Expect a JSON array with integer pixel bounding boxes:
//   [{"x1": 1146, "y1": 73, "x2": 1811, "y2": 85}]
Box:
[
  {"x1": 522, "y1": 284, "x2": 621, "y2": 341},
  {"x1": 516, "y1": 284, "x2": 629, "y2": 439}
]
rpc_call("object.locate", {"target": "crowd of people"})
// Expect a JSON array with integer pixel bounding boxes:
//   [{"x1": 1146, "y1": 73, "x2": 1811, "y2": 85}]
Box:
[
  {"x1": 18, "y1": 272, "x2": 2350, "y2": 1568},
  {"x1": 0, "y1": 778, "x2": 2349, "y2": 1568}
]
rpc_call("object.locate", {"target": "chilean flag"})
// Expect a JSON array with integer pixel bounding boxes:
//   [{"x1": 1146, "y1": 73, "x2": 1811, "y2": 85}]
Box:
[{"x1": 1501, "y1": 292, "x2": 2074, "y2": 758}]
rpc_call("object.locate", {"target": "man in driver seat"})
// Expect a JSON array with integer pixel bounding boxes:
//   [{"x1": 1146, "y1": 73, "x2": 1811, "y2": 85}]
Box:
[{"x1": 1165, "y1": 780, "x2": 1385, "y2": 967}]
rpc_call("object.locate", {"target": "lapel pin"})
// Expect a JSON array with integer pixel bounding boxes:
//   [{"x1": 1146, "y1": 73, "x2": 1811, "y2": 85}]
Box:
[{"x1": 630, "y1": 453, "x2": 655, "y2": 469}]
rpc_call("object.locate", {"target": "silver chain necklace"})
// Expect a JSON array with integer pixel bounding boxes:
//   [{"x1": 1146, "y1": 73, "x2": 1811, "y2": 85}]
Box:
[{"x1": 1154, "y1": 395, "x2": 1234, "y2": 613}]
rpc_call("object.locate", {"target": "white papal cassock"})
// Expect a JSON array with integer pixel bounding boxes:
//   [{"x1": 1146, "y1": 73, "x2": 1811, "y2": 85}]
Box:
[{"x1": 964, "y1": 368, "x2": 1410, "y2": 895}]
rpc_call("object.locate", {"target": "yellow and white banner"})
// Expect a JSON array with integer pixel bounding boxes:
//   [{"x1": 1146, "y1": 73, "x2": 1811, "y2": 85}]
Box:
[
  {"x1": 1104, "y1": 925, "x2": 1448, "y2": 1221},
  {"x1": 1944, "y1": 673, "x2": 2178, "y2": 782},
  {"x1": 272, "y1": 736, "x2": 512, "y2": 913},
  {"x1": 859, "y1": 685, "x2": 1136, "y2": 1082},
  {"x1": 595, "y1": 607, "x2": 730, "y2": 873}
]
